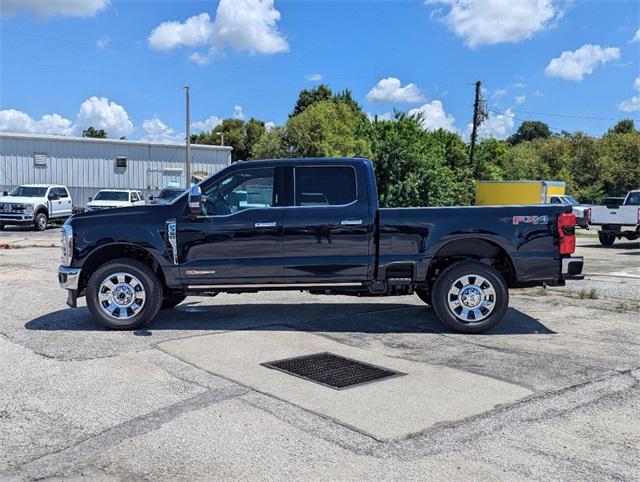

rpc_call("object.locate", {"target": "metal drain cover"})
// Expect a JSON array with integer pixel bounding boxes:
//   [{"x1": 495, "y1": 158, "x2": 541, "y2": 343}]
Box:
[{"x1": 261, "y1": 352, "x2": 406, "y2": 390}]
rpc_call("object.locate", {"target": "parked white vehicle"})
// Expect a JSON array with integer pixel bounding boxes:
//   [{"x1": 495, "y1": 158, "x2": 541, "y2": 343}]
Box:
[
  {"x1": 0, "y1": 184, "x2": 73, "y2": 231},
  {"x1": 589, "y1": 189, "x2": 640, "y2": 246},
  {"x1": 86, "y1": 189, "x2": 145, "y2": 212},
  {"x1": 548, "y1": 195, "x2": 591, "y2": 229}
]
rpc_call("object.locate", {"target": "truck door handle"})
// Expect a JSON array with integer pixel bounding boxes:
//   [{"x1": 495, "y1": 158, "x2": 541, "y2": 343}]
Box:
[
  {"x1": 341, "y1": 219, "x2": 363, "y2": 226},
  {"x1": 255, "y1": 221, "x2": 277, "y2": 228}
]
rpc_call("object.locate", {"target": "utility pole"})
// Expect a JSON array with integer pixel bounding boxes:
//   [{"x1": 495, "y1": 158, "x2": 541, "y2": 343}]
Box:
[
  {"x1": 217, "y1": 131, "x2": 224, "y2": 146},
  {"x1": 183, "y1": 85, "x2": 191, "y2": 189},
  {"x1": 469, "y1": 80, "x2": 482, "y2": 168}
]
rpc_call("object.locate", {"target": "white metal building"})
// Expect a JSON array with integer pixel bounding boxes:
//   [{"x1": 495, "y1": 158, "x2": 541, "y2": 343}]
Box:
[{"x1": 0, "y1": 132, "x2": 232, "y2": 207}]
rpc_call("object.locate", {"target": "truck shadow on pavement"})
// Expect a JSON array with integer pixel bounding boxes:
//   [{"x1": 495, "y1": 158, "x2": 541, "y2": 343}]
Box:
[{"x1": 25, "y1": 303, "x2": 554, "y2": 335}]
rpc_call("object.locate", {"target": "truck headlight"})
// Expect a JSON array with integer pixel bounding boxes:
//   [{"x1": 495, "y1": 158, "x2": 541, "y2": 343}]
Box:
[
  {"x1": 24, "y1": 204, "x2": 34, "y2": 214},
  {"x1": 61, "y1": 222, "x2": 73, "y2": 266}
]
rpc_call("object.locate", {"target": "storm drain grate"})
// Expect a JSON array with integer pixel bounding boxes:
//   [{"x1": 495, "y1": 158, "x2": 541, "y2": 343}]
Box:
[{"x1": 261, "y1": 352, "x2": 406, "y2": 390}]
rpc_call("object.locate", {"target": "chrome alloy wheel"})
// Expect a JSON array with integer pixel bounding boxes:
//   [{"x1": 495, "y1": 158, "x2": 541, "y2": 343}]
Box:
[
  {"x1": 37, "y1": 215, "x2": 47, "y2": 230},
  {"x1": 447, "y1": 274, "x2": 496, "y2": 323},
  {"x1": 98, "y1": 272, "x2": 146, "y2": 320}
]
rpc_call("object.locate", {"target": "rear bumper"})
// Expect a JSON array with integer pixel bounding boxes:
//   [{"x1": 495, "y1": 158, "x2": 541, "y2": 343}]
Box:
[
  {"x1": 561, "y1": 256, "x2": 584, "y2": 280},
  {"x1": 590, "y1": 224, "x2": 639, "y2": 233}
]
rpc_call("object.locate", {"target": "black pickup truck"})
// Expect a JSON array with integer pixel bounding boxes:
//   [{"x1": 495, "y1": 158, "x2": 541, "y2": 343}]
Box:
[{"x1": 58, "y1": 157, "x2": 583, "y2": 333}]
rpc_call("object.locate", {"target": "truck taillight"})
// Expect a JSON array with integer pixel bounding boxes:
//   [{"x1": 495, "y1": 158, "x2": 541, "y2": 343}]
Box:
[{"x1": 557, "y1": 213, "x2": 576, "y2": 255}]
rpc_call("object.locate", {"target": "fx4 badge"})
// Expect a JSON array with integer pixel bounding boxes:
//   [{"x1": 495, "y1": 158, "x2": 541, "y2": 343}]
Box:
[{"x1": 512, "y1": 215, "x2": 549, "y2": 225}]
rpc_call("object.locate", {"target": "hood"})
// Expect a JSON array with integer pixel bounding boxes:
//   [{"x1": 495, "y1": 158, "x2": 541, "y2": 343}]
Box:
[
  {"x1": 87, "y1": 200, "x2": 131, "y2": 208},
  {"x1": 0, "y1": 196, "x2": 43, "y2": 205}
]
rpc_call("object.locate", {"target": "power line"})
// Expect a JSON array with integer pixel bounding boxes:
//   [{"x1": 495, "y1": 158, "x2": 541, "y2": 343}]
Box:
[
  {"x1": 510, "y1": 109, "x2": 638, "y2": 122},
  {"x1": 488, "y1": 108, "x2": 566, "y2": 134}
]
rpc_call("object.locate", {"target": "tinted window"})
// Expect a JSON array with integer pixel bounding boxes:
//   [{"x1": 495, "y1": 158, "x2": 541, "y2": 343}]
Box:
[
  {"x1": 131, "y1": 192, "x2": 139, "y2": 202},
  {"x1": 203, "y1": 168, "x2": 274, "y2": 215},
  {"x1": 295, "y1": 166, "x2": 356, "y2": 206},
  {"x1": 626, "y1": 193, "x2": 640, "y2": 206},
  {"x1": 550, "y1": 197, "x2": 561, "y2": 204},
  {"x1": 55, "y1": 188, "x2": 68, "y2": 198},
  {"x1": 94, "y1": 191, "x2": 129, "y2": 201}
]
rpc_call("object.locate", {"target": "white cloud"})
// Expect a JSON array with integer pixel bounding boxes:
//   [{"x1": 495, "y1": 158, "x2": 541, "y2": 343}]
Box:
[
  {"x1": 233, "y1": 105, "x2": 245, "y2": 120},
  {"x1": 191, "y1": 115, "x2": 222, "y2": 132},
  {"x1": 0, "y1": 109, "x2": 73, "y2": 135},
  {"x1": 188, "y1": 52, "x2": 211, "y2": 65},
  {"x1": 533, "y1": 90, "x2": 544, "y2": 97},
  {"x1": 474, "y1": 109, "x2": 515, "y2": 139},
  {"x1": 265, "y1": 121, "x2": 276, "y2": 131},
  {"x1": 148, "y1": 13, "x2": 214, "y2": 51},
  {"x1": 428, "y1": 0, "x2": 557, "y2": 48},
  {"x1": 366, "y1": 77, "x2": 424, "y2": 104},
  {"x1": 74, "y1": 96, "x2": 134, "y2": 138},
  {"x1": 492, "y1": 88, "x2": 507, "y2": 98},
  {"x1": 408, "y1": 100, "x2": 457, "y2": 132},
  {"x1": 366, "y1": 112, "x2": 394, "y2": 122},
  {"x1": 631, "y1": 28, "x2": 640, "y2": 43},
  {"x1": 514, "y1": 95, "x2": 526, "y2": 104},
  {"x1": 211, "y1": 0, "x2": 288, "y2": 54},
  {"x1": 618, "y1": 96, "x2": 640, "y2": 113},
  {"x1": 148, "y1": 0, "x2": 288, "y2": 58},
  {"x1": 96, "y1": 35, "x2": 110, "y2": 49},
  {"x1": 545, "y1": 44, "x2": 620, "y2": 81},
  {"x1": 306, "y1": 73, "x2": 323, "y2": 82},
  {"x1": 1, "y1": 0, "x2": 109, "y2": 17},
  {"x1": 141, "y1": 118, "x2": 183, "y2": 143},
  {"x1": 635, "y1": 76, "x2": 640, "y2": 91},
  {"x1": 512, "y1": 82, "x2": 528, "y2": 88}
]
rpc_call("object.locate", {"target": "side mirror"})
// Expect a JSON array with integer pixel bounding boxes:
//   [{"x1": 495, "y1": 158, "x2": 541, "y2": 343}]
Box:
[
  {"x1": 88, "y1": 196, "x2": 93, "y2": 202},
  {"x1": 1, "y1": 191, "x2": 7, "y2": 196},
  {"x1": 148, "y1": 195, "x2": 154, "y2": 201},
  {"x1": 48, "y1": 193, "x2": 59, "y2": 201},
  {"x1": 188, "y1": 185, "x2": 203, "y2": 216}
]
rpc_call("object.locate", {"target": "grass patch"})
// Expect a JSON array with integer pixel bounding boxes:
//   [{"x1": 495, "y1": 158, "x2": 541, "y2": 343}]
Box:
[{"x1": 578, "y1": 288, "x2": 598, "y2": 300}]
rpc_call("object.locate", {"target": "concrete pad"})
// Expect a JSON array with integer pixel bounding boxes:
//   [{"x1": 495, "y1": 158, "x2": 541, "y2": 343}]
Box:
[{"x1": 157, "y1": 329, "x2": 533, "y2": 440}]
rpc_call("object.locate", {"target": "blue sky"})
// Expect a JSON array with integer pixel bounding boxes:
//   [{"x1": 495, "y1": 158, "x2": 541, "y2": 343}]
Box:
[{"x1": 0, "y1": 0, "x2": 638, "y2": 142}]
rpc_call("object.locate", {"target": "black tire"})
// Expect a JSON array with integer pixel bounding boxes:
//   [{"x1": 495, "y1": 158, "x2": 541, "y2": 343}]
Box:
[
  {"x1": 415, "y1": 288, "x2": 431, "y2": 305},
  {"x1": 431, "y1": 260, "x2": 508, "y2": 334},
  {"x1": 598, "y1": 232, "x2": 615, "y2": 247},
  {"x1": 161, "y1": 293, "x2": 187, "y2": 309},
  {"x1": 34, "y1": 212, "x2": 48, "y2": 231},
  {"x1": 86, "y1": 258, "x2": 163, "y2": 330}
]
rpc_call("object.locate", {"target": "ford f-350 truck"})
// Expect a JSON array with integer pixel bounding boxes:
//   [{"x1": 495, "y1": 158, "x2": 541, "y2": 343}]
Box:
[{"x1": 58, "y1": 158, "x2": 583, "y2": 333}]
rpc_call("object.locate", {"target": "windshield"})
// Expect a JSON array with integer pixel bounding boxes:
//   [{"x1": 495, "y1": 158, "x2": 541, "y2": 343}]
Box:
[
  {"x1": 94, "y1": 191, "x2": 129, "y2": 201},
  {"x1": 563, "y1": 196, "x2": 579, "y2": 205},
  {"x1": 158, "y1": 189, "x2": 183, "y2": 200},
  {"x1": 9, "y1": 186, "x2": 47, "y2": 197}
]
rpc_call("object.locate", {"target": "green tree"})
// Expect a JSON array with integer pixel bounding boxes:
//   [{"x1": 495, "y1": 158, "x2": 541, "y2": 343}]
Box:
[
  {"x1": 244, "y1": 118, "x2": 267, "y2": 159},
  {"x1": 290, "y1": 84, "x2": 333, "y2": 117},
  {"x1": 285, "y1": 100, "x2": 371, "y2": 158},
  {"x1": 507, "y1": 121, "x2": 551, "y2": 145},
  {"x1": 607, "y1": 119, "x2": 636, "y2": 135},
  {"x1": 251, "y1": 126, "x2": 287, "y2": 159},
  {"x1": 82, "y1": 126, "x2": 107, "y2": 138},
  {"x1": 191, "y1": 119, "x2": 247, "y2": 162}
]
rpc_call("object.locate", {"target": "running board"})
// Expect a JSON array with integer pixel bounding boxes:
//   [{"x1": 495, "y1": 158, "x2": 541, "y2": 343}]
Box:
[{"x1": 186, "y1": 282, "x2": 364, "y2": 290}]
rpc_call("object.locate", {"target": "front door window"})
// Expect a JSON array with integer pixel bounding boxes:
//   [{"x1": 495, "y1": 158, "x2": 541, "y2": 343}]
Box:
[{"x1": 202, "y1": 168, "x2": 274, "y2": 216}]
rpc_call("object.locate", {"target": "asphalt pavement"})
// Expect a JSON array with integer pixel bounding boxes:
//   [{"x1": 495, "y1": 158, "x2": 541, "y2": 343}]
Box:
[{"x1": 0, "y1": 227, "x2": 638, "y2": 480}]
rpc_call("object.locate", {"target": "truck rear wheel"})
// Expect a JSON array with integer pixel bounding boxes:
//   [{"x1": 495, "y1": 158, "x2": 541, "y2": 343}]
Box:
[
  {"x1": 86, "y1": 259, "x2": 163, "y2": 330},
  {"x1": 431, "y1": 260, "x2": 508, "y2": 334},
  {"x1": 598, "y1": 232, "x2": 615, "y2": 247},
  {"x1": 34, "y1": 213, "x2": 48, "y2": 231}
]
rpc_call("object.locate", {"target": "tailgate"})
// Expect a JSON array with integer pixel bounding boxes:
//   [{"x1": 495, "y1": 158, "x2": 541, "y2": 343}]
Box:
[{"x1": 591, "y1": 205, "x2": 639, "y2": 225}]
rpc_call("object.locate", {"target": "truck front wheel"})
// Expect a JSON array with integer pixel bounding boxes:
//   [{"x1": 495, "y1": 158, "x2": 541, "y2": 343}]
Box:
[
  {"x1": 431, "y1": 260, "x2": 508, "y2": 334},
  {"x1": 34, "y1": 213, "x2": 48, "y2": 231},
  {"x1": 86, "y1": 259, "x2": 163, "y2": 330},
  {"x1": 598, "y1": 232, "x2": 615, "y2": 247}
]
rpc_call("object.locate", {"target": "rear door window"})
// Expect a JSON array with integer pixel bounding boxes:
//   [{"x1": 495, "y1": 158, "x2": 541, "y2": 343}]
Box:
[{"x1": 294, "y1": 166, "x2": 357, "y2": 206}]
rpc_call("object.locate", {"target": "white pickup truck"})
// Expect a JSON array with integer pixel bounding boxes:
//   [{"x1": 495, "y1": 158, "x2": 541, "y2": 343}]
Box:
[
  {"x1": 86, "y1": 189, "x2": 145, "y2": 212},
  {"x1": 590, "y1": 189, "x2": 640, "y2": 246},
  {"x1": 0, "y1": 184, "x2": 73, "y2": 231}
]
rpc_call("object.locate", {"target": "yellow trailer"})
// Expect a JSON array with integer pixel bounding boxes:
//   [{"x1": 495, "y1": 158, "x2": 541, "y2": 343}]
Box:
[{"x1": 475, "y1": 180, "x2": 566, "y2": 205}]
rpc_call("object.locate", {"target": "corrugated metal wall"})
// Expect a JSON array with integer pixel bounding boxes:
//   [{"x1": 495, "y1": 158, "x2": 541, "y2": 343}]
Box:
[{"x1": 0, "y1": 134, "x2": 231, "y2": 206}]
